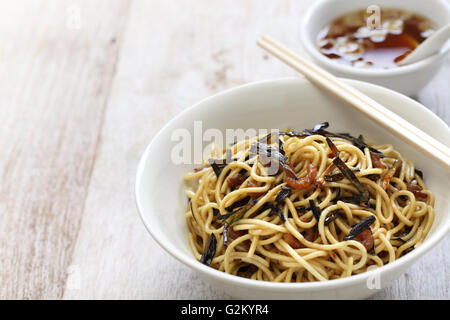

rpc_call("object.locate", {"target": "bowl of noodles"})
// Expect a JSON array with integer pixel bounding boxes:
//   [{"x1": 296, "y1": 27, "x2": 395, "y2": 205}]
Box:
[{"x1": 135, "y1": 78, "x2": 450, "y2": 299}]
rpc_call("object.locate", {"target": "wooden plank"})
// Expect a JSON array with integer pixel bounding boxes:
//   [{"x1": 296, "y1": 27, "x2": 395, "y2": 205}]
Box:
[{"x1": 0, "y1": 0, "x2": 131, "y2": 299}]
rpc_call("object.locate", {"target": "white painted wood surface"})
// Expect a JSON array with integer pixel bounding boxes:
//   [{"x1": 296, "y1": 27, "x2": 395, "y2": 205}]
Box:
[{"x1": 0, "y1": 0, "x2": 448, "y2": 299}]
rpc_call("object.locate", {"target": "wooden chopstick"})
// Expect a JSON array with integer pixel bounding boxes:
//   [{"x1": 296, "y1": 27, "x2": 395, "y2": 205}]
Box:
[{"x1": 257, "y1": 35, "x2": 450, "y2": 172}]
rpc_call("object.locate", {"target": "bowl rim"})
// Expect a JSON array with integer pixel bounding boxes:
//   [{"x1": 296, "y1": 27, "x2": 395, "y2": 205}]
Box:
[
  {"x1": 299, "y1": 0, "x2": 450, "y2": 77},
  {"x1": 135, "y1": 77, "x2": 450, "y2": 292}
]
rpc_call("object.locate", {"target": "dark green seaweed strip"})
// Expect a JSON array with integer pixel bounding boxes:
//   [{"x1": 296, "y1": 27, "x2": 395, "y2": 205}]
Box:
[
  {"x1": 334, "y1": 187, "x2": 341, "y2": 203},
  {"x1": 226, "y1": 209, "x2": 247, "y2": 225},
  {"x1": 208, "y1": 158, "x2": 227, "y2": 177},
  {"x1": 278, "y1": 138, "x2": 285, "y2": 155},
  {"x1": 200, "y1": 234, "x2": 217, "y2": 266},
  {"x1": 189, "y1": 200, "x2": 197, "y2": 223},
  {"x1": 309, "y1": 199, "x2": 321, "y2": 221},
  {"x1": 225, "y1": 196, "x2": 251, "y2": 212},
  {"x1": 255, "y1": 202, "x2": 274, "y2": 215},
  {"x1": 262, "y1": 202, "x2": 286, "y2": 222},
  {"x1": 278, "y1": 130, "x2": 310, "y2": 138},
  {"x1": 275, "y1": 186, "x2": 291, "y2": 205},
  {"x1": 325, "y1": 168, "x2": 360, "y2": 182},
  {"x1": 414, "y1": 168, "x2": 424, "y2": 180},
  {"x1": 295, "y1": 206, "x2": 311, "y2": 213},
  {"x1": 272, "y1": 205, "x2": 286, "y2": 222},
  {"x1": 217, "y1": 205, "x2": 246, "y2": 221},
  {"x1": 333, "y1": 157, "x2": 369, "y2": 203},
  {"x1": 218, "y1": 203, "x2": 253, "y2": 225},
  {"x1": 326, "y1": 137, "x2": 339, "y2": 157},
  {"x1": 343, "y1": 216, "x2": 376, "y2": 240},
  {"x1": 284, "y1": 122, "x2": 330, "y2": 137},
  {"x1": 336, "y1": 133, "x2": 384, "y2": 157},
  {"x1": 279, "y1": 122, "x2": 328, "y2": 138},
  {"x1": 280, "y1": 122, "x2": 384, "y2": 157},
  {"x1": 324, "y1": 211, "x2": 340, "y2": 226}
]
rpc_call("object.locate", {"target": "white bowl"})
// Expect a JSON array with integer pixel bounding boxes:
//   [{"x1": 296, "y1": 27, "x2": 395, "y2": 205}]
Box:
[
  {"x1": 136, "y1": 78, "x2": 450, "y2": 299},
  {"x1": 300, "y1": 0, "x2": 450, "y2": 96}
]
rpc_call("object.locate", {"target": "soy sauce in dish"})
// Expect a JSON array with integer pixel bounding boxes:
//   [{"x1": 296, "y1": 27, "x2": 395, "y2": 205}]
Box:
[{"x1": 317, "y1": 8, "x2": 437, "y2": 68}]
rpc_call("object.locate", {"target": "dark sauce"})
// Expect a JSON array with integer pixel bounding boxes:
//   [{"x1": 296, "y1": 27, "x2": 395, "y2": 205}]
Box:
[{"x1": 317, "y1": 8, "x2": 437, "y2": 68}]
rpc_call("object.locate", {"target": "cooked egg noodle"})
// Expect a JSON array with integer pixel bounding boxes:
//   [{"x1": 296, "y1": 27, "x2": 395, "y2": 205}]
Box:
[{"x1": 184, "y1": 133, "x2": 434, "y2": 282}]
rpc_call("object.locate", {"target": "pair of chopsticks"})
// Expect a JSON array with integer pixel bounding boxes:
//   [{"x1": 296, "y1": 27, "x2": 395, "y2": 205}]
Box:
[{"x1": 257, "y1": 35, "x2": 450, "y2": 172}]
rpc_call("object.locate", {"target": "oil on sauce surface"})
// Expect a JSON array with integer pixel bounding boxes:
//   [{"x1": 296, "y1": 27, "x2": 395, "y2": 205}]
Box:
[{"x1": 317, "y1": 9, "x2": 437, "y2": 69}]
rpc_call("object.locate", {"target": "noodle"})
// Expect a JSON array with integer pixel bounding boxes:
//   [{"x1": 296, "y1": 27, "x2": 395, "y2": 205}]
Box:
[{"x1": 184, "y1": 125, "x2": 435, "y2": 282}]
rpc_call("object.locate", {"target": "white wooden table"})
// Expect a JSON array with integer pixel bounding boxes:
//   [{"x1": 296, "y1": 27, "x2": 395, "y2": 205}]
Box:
[{"x1": 0, "y1": 0, "x2": 448, "y2": 300}]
